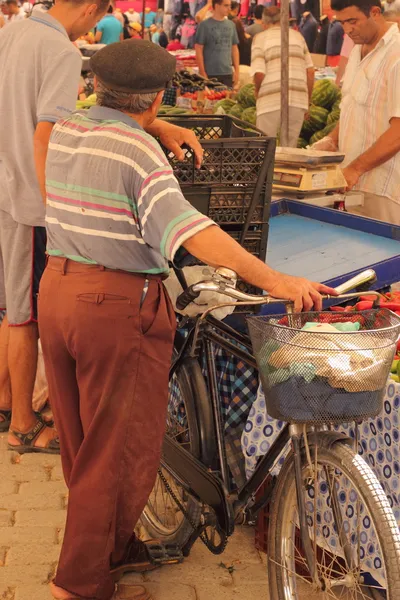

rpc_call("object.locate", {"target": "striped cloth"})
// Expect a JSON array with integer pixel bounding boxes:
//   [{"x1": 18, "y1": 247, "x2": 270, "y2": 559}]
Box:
[
  {"x1": 250, "y1": 26, "x2": 313, "y2": 116},
  {"x1": 340, "y1": 24, "x2": 400, "y2": 206},
  {"x1": 45, "y1": 106, "x2": 214, "y2": 274}
]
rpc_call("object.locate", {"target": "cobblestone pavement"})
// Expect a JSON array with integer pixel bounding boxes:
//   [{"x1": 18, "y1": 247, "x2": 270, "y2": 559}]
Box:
[{"x1": 0, "y1": 432, "x2": 270, "y2": 600}]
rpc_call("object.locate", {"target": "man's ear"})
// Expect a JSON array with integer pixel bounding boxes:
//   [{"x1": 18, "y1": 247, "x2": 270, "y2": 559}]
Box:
[{"x1": 85, "y1": 3, "x2": 99, "y2": 18}]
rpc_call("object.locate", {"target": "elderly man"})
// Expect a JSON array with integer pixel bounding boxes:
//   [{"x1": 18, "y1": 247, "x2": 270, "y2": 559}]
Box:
[
  {"x1": 251, "y1": 7, "x2": 315, "y2": 146},
  {"x1": 39, "y1": 40, "x2": 334, "y2": 600},
  {"x1": 313, "y1": 0, "x2": 400, "y2": 224}
]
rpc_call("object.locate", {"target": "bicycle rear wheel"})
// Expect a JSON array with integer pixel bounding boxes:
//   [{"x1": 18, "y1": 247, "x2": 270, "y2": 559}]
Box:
[
  {"x1": 268, "y1": 440, "x2": 400, "y2": 600},
  {"x1": 141, "y1": 353, "x2": 202, "y2": 546}
]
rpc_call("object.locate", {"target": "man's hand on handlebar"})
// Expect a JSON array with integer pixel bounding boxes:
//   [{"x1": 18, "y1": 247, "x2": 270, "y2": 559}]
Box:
[{"x1": 264, "y1": 275, "x2": 338, "y2": 312}]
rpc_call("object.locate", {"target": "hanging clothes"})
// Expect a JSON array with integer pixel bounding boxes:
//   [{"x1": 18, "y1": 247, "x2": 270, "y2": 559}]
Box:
[
  {"x1": 299, "y1": 12, "x2": 318, "y2": 52},
  {"x1": 327, "y1": 19, "x2": 344, "y2": 55},
  {"x1": 313, "y1": 16, "x2": 330, "y2": 54}
]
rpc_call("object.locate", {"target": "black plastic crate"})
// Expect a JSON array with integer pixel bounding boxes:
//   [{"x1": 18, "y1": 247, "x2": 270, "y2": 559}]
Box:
[
  {"x1": 161, "y1": 115, "x2": 276, "y2": 188},
  {"x1": 183, "y1": 185, "x2": 271, "y2": 226}
]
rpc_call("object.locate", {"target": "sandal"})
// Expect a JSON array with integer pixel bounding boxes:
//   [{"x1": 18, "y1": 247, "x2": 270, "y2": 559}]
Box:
[
  {"x1": 117, "y1": 584, "x2": 153, "y2": 600},
  {"x1": 0, "y1": 408, "x2": 11, "y2": 433},
  {"x1": 8, "y1": 419, "x2": 60, "y2": 454}
]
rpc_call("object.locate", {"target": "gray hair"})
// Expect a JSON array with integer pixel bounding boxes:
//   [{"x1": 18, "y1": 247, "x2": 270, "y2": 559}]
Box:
[
  {"x1": 262, "y1": 6, "x2": 281, "y2": 24},
  {"x1": 96, "y1": 81, "x2": 158, "y2": 114}
]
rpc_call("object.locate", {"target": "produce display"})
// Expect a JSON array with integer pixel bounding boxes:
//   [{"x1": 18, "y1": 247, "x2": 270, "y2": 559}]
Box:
[
  {"x1": 171, "y1": 70, "x2": 228, "y2": 92},
  {"x1": 213, "y1": 83, "x2": 257, "y2": 125},
  {"x1": 299, "y1": 79, "x2": 341, "y2": 148}
]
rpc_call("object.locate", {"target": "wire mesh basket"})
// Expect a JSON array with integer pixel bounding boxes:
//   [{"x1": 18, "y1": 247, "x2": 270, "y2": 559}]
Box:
[{"x1": 247, "y1": 309, "x2": 400, "y2": 424}]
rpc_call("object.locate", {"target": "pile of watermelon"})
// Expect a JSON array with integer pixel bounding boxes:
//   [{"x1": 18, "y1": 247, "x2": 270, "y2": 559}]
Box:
[
  {"x1": 298, "y1": 79, "x2": 341, "y2": 148},
  {"x1": 213, "y1": 83, "x2": 257, "y2": 126}
]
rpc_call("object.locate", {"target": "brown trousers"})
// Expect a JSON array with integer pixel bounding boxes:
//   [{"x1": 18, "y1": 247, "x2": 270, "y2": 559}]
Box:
[{"x1": 38, "y1": 257, "x2": 176, "y2": 600}]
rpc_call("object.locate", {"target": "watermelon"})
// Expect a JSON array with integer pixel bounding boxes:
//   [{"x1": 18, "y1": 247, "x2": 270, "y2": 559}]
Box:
[
  {"x1": 311, "y1": 79, "x2": 340, "y2": 110},
  {"x1": 229, "y1": 103, "x2": 244, "y2": 119},
  {"x1": 305, "y1": 105, "x2": 329, "y2": 132},
  {"x1": 236, "y1": 84, "x2": 256, "y2": 108},
  {"x1": 327, "y1": 108, "x2": 340, "y2": 125},
  {"x1": 297, "y1": 137, "x2": 308, "y2": 149},
  {"x1": 241, "y1": 107, "x2": 257, "y2": 126},
  {"x1": 213, "y1": 98, "x2": 236, "y2": 114},
  {"x1": 309, "y1": 121, "x2": 338, "y2": 145}
]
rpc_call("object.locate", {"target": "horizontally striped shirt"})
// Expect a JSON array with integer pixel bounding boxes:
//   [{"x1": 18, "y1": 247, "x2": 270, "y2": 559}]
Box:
[
  {"x1": 45, "y1": 106, "x2": 214, "y2": 274},
  {"x1": 340, "y1": 24, "x2": 400, "y2": 206},
  {"x1": 250, "y1": 27, "x2": 313, "y2": 115}
]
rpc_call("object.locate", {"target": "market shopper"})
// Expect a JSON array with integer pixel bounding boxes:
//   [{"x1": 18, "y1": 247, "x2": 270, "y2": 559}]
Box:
[
  {"x1": 95, "y1": 4, "x2": 124, "y2": 44},
  {"x1": 0, "y1": 0, "x2": 208, "y2": 455},
  {"x1": 313, "y1": 0, "x2": 400, "y2": 225},
  {"x1": 251, "y1": 7, "x2": 315, "y2": 146},
  {"x1": 195, "y1": 0, "x2": 240, "y2": 88},
  {"x1": 40, "y1": 39, "x2": 336, "y2": 600},
  {"x1": 245, "y1": 3, "x2": 264, "y2": 37},
  {"x1": 4, "y1": 0, "x2": 24, "y2": 23}
]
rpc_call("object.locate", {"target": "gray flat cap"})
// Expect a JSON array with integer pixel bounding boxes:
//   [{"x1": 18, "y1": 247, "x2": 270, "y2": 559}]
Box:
[{"x1": 90, "y1": 40, "x2": 177, "y2": 94}]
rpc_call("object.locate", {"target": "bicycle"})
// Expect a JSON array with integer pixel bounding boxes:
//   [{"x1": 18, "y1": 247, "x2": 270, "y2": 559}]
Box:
[{"x1": 141, "y1": 267, "x2": 400, "y2": 600}]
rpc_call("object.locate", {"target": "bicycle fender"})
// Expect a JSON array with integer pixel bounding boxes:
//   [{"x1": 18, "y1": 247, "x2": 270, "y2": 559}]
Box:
[{"x1": 306, "y1": 430, "x2": 354, "y2": 451}]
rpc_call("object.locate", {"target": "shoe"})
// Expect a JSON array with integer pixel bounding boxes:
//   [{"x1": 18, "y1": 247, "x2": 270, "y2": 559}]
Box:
[{"x1": 116, "y1": 584, "x2": 153, "y2": 600}]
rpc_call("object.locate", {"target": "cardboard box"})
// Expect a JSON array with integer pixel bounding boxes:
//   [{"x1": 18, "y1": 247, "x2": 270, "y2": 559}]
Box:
[{"x1": 311, "y1": 53, "x2": 327, "y2": 67}]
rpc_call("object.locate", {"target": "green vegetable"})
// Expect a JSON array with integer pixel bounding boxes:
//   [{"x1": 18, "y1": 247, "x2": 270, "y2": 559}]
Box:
[
  {"x1": 229, "y1": 103, "x2": 244, "y2": 119},
  {"x1": 241, "y1": 106, "x2": 257, "y2": 126},
  {"x1": 297, "y1": 137, "x2": 308, "y2": 148},
  {"x1": 213, "y1": 99, "x2": 236, "y2": 114},
  {"x1": 391, "y1": 359, "x2": 399, "y2": 374},
  {"x1": 305, "y1": 105, "x2": 329, "y2": 133},
  {"x1": 311, "y1": 79, "x2": 340, "y2": 110},
  {"x1": 309, "y1": 121, "x2": 338, "y2": 145},
  {"x1": 236, "y1": 84, "x2": 256, "y2": 108},
  {"x1": 327, "y1": 108, "x2": 340, "y2": 125}
]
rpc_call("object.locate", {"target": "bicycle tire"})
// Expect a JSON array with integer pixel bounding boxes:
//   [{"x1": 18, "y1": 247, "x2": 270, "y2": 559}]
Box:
[
  {"x1": 268, "y1": 440, "x2": 400, "y2": 600},
  {"x1": 141, "y1": 352, "x2": 203, "y2": 546}
]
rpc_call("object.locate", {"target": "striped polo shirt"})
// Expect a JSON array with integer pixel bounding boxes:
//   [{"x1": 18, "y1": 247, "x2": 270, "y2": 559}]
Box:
[
  {"x1": 250, "y1": 27, "x2": 313, "y2": 115},
  {"x1": 340, "y1": 24, "x2": 400, "y2": 205},
  {"x1": 45, "y1": 106, "x2": 214, "y2": 274}
]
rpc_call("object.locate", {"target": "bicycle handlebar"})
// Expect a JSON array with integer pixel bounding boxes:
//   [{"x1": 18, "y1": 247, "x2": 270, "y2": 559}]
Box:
[{"x1": 175, "y1": 268, "x2": 379, "y2": 311}]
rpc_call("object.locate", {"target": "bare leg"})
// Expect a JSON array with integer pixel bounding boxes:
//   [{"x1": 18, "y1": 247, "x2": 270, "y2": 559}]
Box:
[
  {"x1": 8, "y1": 322, "x2": 57, "y2": 448},
  {"x1": 0, "y1": 315, "x2": 12, "y2": 415}
]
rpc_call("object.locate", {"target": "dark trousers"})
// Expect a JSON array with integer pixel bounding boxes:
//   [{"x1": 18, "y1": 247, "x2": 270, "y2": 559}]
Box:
[{"x1": 38, "y1": 257, "x2": 176, "y2": 600}]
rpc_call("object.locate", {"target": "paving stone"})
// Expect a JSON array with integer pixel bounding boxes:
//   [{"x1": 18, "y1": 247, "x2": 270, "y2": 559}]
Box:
[
  {"x1": 143, "y1": 559, "x2": 233, "y2": 586},
  {"x1": 1, "y1": 482, "x2": 66, "y2": 510},
  {"x1": 0, "y1": 481, "x2": 18, "y2": 495},
  {"x1": 196, "y1": 582, "x2": 269, "y2": 600},
  {"x1": 14, "y1": 510, "x2": 66, "y2": 528},
  {"x1": 0, "y1": 463, "x2": 50, "y2": 483},
  {"x1": 6, "y1": 543, "x2": 60, "y2": 566},
  {"x1": 14, "y1": 584, "x2": 53, "y2": 600},
  {"x1": 16, "y1": 454, "x2": 61, "y2": 469},
  {"x1": 117, "y1": 582, "x2": 196, "y2": 600},
  {"x1": 0, "y1": 526, "x2": 56, "y2": 547},
  {"x1": 0, "y1": 564, "x2": 54, "y2": 586},
  {"x1": 0, "y1": 586, "x2": 15, "y2": 600},
  {"x1": 0, "y1": 509, "x2": 14, "y2": 526},
  {"x1": 50, "y1": 463, "x2": 65, "y2": 482}
]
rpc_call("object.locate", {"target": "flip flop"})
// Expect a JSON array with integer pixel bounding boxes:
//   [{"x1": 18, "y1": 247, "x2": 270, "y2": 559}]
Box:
[
  {"x1": 0, "y1": 409, "x2": 11, "y2": 433},
  {"x1": 8, "y1": 419, "x2": 60, "y2": 454}
]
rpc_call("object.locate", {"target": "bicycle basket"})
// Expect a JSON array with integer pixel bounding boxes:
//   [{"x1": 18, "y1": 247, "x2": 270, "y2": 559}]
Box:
[{"x1": 246, "y1": 309, "x2": 400, "y2": 424}]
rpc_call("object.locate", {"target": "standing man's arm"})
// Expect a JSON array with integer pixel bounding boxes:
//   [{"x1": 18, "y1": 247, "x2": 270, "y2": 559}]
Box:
[
  {"x1": 306, "y1": 67, "x2": 314, "y2": 104},
  {"x1": 195, "y1": 44, "x2": 207, "y2": 78},
  {"x1": 250, "y1": 35, "x2": 265, "y2": 98},
  {"x1": 232, "y1": 45, "x2": 240, "y2": 90},
  {"x1": 95, "y1": 28, "x2": 103, "y2": 42},
  {"x1": 35, "y1": 49, "x2": 82, "y2": 201},
  {"x1": 33, "y1": 123, "x2": 55, "y2": 202}
]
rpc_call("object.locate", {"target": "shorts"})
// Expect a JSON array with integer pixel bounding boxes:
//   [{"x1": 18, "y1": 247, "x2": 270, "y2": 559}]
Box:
[{"x1": 0, "y1": 210, "x2": 46, "y2": 326}]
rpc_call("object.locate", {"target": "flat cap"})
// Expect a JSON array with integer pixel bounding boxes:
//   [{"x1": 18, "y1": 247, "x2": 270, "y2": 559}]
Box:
[{"x1": 90, "y1": 40, "x2": 176, "y2": 94}]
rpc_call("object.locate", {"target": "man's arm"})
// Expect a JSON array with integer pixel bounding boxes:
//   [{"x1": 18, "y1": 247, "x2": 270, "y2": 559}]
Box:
[
  {"x1": 195, "y1": 1, "x2": 211, "y2": 23},
  {"x1": 183, "y1": 226, "x2": 337, "y2": 311},
  {"x1": 232, "y1": 45, "x2": 240, "y2": 90},
  {"x1": 145, "y1": 119, "x2": 204, "y2": 167},
  {"x1": 343, "y1": 117, "x2": 400, "y2": 189},
  {"x1": 306, "y1": 67, "x2": 314, "y2": 104},
  {"x1": 95, "y1": 29, "x2": 103, "y2": 42},
  {"x1": 253, "y1": 72, "x2": 264, "y2": 98},
  {"x1": 195, "y1": 44, "x2": 207, "y2": 78},
  {"x1": 33, "y1": 122, "x2": 55, "y2": 202},
  {"x1": 335, "y1": 56, "x2": 348, "y2": 87}
]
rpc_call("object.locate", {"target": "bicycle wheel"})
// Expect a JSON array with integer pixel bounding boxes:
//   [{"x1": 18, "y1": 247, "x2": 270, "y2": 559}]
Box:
[
  {"x1": 141, "y1": 353, "x2": 202, "y2": 545},
  {"x1": 268, "y1": 439, "x2": 400, "y2": 600}
]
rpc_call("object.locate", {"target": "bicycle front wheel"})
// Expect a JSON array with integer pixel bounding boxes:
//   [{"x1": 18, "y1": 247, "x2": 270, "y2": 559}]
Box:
[{"x1": 268, "y1": 440, "x2": 400, "y2": 600}]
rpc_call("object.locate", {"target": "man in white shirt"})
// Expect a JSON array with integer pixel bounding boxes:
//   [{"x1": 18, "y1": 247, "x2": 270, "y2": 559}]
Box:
[
  {"x1": 313, "y1": 0, "x2": 400, "y2": 224},
  {"x1": 125, "y1": 7, "x2": 140, "y2": 23},
  {"x1": 251, "y1": 7, "x2": 314, "y2": 146}
]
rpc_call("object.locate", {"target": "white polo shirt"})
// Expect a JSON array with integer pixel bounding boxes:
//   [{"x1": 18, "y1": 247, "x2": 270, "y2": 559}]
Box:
[
  {"x1": 340, "y1": 24, "x2": 400, "y2": 205},
  {"x1": 0, "y1": 12, "x2": 82, "y2": 227}
]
